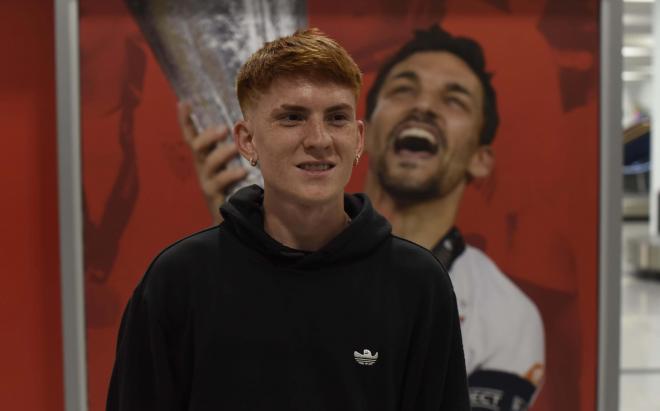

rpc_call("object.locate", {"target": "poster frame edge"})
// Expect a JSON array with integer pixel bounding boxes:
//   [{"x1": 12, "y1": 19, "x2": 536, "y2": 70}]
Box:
[
  {"x1": 598, "y1": 0, "x2": 622, "y2": 410},
  {"x1": 55, "y1": 0, "x2": 88, "y2": 410}
]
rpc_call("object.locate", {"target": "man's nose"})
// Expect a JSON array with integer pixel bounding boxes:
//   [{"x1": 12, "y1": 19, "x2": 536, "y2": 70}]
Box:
[
  {"x1": 303, "y1": 118, "x2": 332, "y2": 151},
  {"x1": 413, "y1": 92, "x2": 439, "y2": 118}
]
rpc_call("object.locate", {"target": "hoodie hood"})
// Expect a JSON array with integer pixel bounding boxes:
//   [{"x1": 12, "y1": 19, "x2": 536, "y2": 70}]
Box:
[{"x1": 220, "y1": 185, "x2": 391, "y2": 270}]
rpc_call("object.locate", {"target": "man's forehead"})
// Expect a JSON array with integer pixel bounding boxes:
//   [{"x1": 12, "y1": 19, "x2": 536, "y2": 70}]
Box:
[
  {"x1": 254, "y1": 76, "x2": 358, "y2": 110},
  {"x1": 271, "y1": 74, "x2": 356, "y2": 93},
  {"x1": 386, "y1": 51, "x2": 481, "y2": 90}
]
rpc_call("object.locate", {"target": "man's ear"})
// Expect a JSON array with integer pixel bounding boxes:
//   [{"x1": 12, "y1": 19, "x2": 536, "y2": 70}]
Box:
[
  {"x1": 234, "y1": 120, "x2": 257, "y2": 162},
  {"x1": 356, "y1": 120, "x2": 366, "y2": 158},
  {"x1": 467, "y1": 145, "x2": 494, "y2": 178},
  {"x1": 363, "y1": 119, "x2": 374, "y2": 155}
]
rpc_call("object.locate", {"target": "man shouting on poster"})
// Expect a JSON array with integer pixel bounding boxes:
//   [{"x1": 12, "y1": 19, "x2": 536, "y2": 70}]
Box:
[
  {"x1": 362, "y1": 25, "x2": 545, "y2": 410},
  {"x1": 182, "y1": 24, "x2": 544, "y2": 411}
]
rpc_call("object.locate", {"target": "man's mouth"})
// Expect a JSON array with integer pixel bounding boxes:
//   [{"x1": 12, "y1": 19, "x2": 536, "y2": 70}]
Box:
[
  {"x1": 393, "y1": 126, "x2": 439, "y2": 156},
  {"x1": 296, "y1": 162, "x2": 335, "y2": 172}
]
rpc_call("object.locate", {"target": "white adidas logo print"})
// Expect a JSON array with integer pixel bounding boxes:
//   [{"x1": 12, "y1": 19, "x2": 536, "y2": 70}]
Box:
[{"x1": 354, "y1": 349, "x2": 378, "y2": 366}]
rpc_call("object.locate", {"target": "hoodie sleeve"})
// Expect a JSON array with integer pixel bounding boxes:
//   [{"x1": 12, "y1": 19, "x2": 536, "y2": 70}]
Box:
[
  {"x1": 401, "y1": 271, "x2": 470, "y2": 411},
  {"x1": 106, "y1": 266, "x2": 191, "y2": 411},
  {"x1": 437, "y1": 290, "x2": 471, "y2": 410}
]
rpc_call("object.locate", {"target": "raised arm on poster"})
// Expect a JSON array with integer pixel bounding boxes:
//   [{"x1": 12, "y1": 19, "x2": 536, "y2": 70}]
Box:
[
  {"x1": 124, "y1": 0, "x2": 307, "y2": 219},
  {"x1": 107, "y1": 28, "x2": 470, "y2": 411},
  {"x1": 177, "y1": 102, "x2": 248, "y2": 220},
  {"x1": 362, "y1": 25, "x2": 546, "y2": 410}
]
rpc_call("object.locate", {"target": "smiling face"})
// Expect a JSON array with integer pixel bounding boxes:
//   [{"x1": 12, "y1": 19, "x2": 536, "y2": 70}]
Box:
[
  {"x1": 235, "y1": 75, "x2": 364, "y2": 207},
  {"x1": 366, "y1": 51, "x2": 491, "y2": 204}
]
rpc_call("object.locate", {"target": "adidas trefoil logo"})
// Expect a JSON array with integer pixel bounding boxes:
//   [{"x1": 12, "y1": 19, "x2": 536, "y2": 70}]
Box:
[{"x1": 354, "y1": 349, "x2": 378, "y2": 366}]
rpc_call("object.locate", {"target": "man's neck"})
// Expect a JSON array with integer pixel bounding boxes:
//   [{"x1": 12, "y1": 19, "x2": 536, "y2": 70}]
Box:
[
  {"x1": 365, "y1": 174, "x2": 464, "y2": 250},
  {"x1": 262, "y1": 190, "x2": 348, "y2": 252}
]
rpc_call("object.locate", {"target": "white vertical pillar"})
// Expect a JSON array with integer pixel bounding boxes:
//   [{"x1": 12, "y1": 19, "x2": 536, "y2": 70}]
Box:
[
  {"x1": 652, "y1": 0, "x2": 660, "y2": 236},
  {"x1": 599, "y1": 0, "x2": 622, "y2": 410},
  {"x1": 55, "y1": 0, "x2": 88, "y2": 410}
]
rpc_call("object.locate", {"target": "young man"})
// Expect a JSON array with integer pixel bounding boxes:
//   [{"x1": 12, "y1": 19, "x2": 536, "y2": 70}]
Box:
[
  {"x1": 186, "y1": 25, "x2": 545, "y2": 410},
  {"x1": 107, "y1": 29, "x2": 469, "y2": 410},
  {"x1": 364, "y1": 26, "x2": 545, "y2": 410}
]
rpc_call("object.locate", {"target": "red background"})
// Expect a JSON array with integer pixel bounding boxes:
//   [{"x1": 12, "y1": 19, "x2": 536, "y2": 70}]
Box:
[
  {"x1": 78, "y1": 1, "x2": 599, "y2": 411},
  {"x1": 0, "y1": 1, "x2": 597, "y2": 410},
  {"x1": 0, "y1": 1, "x2": 64, "y2": 410}
]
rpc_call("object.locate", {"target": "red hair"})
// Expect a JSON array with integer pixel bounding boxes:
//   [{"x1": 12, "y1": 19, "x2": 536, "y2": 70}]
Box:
[{"x1": 236, "y1": 28, "x2": 362, "y2": 113}]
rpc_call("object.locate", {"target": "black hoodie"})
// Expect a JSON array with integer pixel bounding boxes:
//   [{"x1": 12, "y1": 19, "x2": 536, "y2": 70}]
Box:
[{"x1": 107, "y1": 186, "x2": 469, "y2": 411}]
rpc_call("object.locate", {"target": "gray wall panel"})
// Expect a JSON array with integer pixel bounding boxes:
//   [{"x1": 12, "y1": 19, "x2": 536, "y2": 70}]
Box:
[
  {"x1": 599, "y1": 1, "x2": 622, "y2": 410},
  {"x1": 55, "y1": 0, "x2": 88, "y2": 410}
]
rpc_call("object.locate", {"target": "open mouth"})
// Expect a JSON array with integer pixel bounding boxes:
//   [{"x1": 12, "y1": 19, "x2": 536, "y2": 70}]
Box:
[
  {"x1": 296, "y1": 162, "x2": 335, "y2": 172},
  {"x1": 393, "y1": 127, "x2": 439, "y2": 155}
]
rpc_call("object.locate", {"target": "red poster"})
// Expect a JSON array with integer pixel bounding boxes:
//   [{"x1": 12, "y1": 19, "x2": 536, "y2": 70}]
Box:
[{"x1": 80, "y1": 1, "x2": 598, "y2": 410}]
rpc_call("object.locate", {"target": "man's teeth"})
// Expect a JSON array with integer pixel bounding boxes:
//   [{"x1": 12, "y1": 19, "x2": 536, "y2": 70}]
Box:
[
  {"x1": 299, "y1": 163, "x2": 332, "y2": 171},
  {"x1": 398, "y1": 127, "x2": 435, "y2": 142}
]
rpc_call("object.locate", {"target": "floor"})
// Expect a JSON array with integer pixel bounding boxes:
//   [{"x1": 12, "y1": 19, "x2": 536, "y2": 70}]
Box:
[{"x1": 620, "y1": 222, "x2": 660, "y2": 410}]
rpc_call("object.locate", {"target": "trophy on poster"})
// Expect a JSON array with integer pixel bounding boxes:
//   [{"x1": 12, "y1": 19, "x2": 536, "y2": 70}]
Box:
[{"x1": 125, "y1": 0, "x2": 307, "y2": 196}]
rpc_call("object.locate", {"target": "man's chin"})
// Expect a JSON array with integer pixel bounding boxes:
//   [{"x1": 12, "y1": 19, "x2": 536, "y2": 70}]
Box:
[{"x1": 377, "y1": 174, "x2": 440, "y2": 204}]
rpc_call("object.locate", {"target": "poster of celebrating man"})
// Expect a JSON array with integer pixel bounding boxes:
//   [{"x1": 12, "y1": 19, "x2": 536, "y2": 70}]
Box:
[{"x1": 79, "y1": 1, "x2": 598, "y2": 410}]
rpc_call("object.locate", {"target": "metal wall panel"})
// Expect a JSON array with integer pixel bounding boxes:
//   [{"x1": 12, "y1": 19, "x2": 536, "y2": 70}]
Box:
[
  {"x1": 55, "y1": 1, "x2": 88, "y2": 410},
  {"x1": 598, "y1": 1, "x2": 623, "y2": 410}
]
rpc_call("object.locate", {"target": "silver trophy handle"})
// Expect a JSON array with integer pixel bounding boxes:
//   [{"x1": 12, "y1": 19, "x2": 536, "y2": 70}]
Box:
[{"x1": 125, "y1": 0, "x2": 307, "y2": 197}]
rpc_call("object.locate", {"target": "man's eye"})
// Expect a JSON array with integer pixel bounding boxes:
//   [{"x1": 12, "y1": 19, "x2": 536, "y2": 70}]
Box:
[
  {"x1": 279, "y1": 113, "x2": 304, "y2": 124},
  {"x1": 328, "y1": 113, "x2": 349, "y2": 125},
  {"x1": 446, "y1": 96, "x2": 468, "y2": 111},
  {"x1": 388, "y1": 85, "x2": 414, "y2": 96}
]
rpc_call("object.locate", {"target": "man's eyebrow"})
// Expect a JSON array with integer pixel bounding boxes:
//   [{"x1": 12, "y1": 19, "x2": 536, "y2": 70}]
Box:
[
  {"x1": 389, "y1": 70, "x2": 419, "y2": 83},
  {"x1": 324, "y1": 103, "x2": 353, "y2": 113},
  {"x1": 388, "y1": 71, "x2": 477, "y2": 102},
  {"x1": 270, "y1": 104, "x2": 310, "y2": 116},
  {"x1": 270, "y1": 104, "x2": 354, "y2": 116},
  {"x1": 446, "y1": 82, "x2": 476, "y2": 102}
]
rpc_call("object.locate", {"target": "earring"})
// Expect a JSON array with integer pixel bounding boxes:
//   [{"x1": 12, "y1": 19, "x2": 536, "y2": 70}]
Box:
[
  {"x1": 353, "y1": 153, "x2": 361, "y2": 167},
  {"x1": 250, "y1": 157, "x2": 258, "y2": 167}
]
